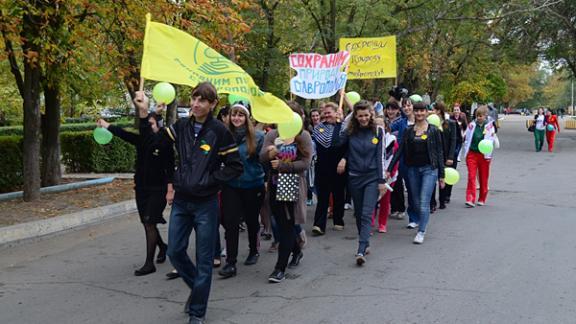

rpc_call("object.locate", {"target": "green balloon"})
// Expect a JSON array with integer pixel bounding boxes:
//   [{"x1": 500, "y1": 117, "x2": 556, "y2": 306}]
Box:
[
  {"x1": 346, "y1": 91, "x2": 361, "y2": 105},
  {"x1": 278, "y1": 112, "x2": 303, "y2": 139},
  {"x1": 93, "y1": 127, "x2": 113, "y2": 145},
  {"x1": 152, "y1": 82, "x2": 176, "y2": 104},
  {"x1": 478, "y1": 139, "x2": 493, "y2": 154},
  {"x1": 409, "y1": 94, "x2": 423, "y2": 103},
  {"x1": 427, "y1": 114, "x2": 441, "y2": 128},
  {"x1": 228, "y1": 94, "x2": 250, "y2": 105},
  {"x1": 444, "y1": 167, "x2": 460, "y2": 185}
]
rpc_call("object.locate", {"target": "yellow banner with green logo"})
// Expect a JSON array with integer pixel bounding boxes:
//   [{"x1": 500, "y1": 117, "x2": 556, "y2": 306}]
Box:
[
  {"x1": 141, "y1": 14, "x2": 292, "y2": 123},
  {"x1": 339, "y1": 36, "x2": 397, "y2": 80}
]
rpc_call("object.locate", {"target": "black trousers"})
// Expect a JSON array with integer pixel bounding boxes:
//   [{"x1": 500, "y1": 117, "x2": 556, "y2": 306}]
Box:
[
  {"x1": 390, "y1": 173, "x2": 406, "y2": 213},
  {"x1": 270, "y1": 198, "x2": 300, "y2": 272},
  {"x1": 221, "y1": 185, "x2": 264, "y2": 265},
  {"x1": 437, "y1": 159, "x2": 459, "y2": 204},
  {"x1": 313, "y1": 172, "x2": 346, "y2": 231}
]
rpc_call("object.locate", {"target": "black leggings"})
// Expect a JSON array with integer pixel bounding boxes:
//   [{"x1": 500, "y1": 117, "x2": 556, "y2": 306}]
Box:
[
  {"x1": 270, "y1": 199, "x2": 300, "y2": 272},
  {"x1": 221, "y1": 185, "x2": 264, "y2": 265}
]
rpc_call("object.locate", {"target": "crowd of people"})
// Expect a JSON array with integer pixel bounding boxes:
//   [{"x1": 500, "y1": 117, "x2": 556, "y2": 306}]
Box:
[{"x1": 96, "y1": 82, "x2": 500, "y2": 324}]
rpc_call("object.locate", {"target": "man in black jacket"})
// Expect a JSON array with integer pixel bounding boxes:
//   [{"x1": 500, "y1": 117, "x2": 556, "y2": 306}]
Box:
[{"x1": 133, "y1": 82, "x2": 243, "y2": 324}]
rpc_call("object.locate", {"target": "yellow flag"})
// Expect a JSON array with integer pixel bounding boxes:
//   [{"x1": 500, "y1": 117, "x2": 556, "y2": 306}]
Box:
[
  {"x1": 339, "y1": 36, "x2": 397, "y2": 80},
  {"x1": 141, "y1": 14, "x2": 292, "y2": 123}
]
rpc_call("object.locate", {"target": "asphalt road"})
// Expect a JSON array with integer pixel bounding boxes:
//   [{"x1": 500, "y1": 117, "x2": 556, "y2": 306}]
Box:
[{"x1": 2, "y1": 115, "x2": 576, "y2": 324}]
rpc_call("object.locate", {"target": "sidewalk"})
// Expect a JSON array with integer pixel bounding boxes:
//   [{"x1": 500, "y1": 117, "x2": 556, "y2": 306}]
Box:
[
  {"x1": 63, "y1": 173, "x2": 134, "y2": 179},
  {"x1": 0, "y1": 199, "x2": 137, "y2": 246}
]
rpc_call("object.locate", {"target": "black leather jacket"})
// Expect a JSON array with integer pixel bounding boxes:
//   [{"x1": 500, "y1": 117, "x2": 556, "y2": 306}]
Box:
[
  {"x1": 165, "y1": 114, "x2": 243, "y2": 200},
  {"x1": 388, "y1": 124, "x2": 445, "y2": 179}
]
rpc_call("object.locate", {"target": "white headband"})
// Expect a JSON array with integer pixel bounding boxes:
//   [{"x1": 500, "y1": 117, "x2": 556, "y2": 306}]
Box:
[{"x1": 231, "y1": 103, "x2": 250, "y2": 117}]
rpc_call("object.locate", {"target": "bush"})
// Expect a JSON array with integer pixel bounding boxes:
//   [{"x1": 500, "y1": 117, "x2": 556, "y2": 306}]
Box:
[
  {"x1": 0, "y1": 136, "x2": 23, "y2": 193},
  {"x1": 0, "y1": 120, "x2": 134, "y2": 136},
  {"x1": 61, "y1": 131, "x2": 136, "y2": 173}
]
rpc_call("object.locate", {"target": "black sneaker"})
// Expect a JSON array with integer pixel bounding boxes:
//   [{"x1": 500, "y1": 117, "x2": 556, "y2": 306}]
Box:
[
  {"x1": 439, "y1": 203, "x2": 446, "y2": 209},
  {"x1": 288, "y1": 252, "x2": 303, "y2": 268},
  {"x1": 134, "y1": 265, "x2": 156, "y2": 276},
  {"x1": 268, "y1": 269, "x2": 285, "y2": 283},
  {"x1": 218, "y1": 263, "x2": 237, "y2": 279},
  {"x1": 244, "y1": 252, "x2": 260, "y2": 266},
  {"x1": 355, "y1": 253, "x2": 366, "y2": 266}
]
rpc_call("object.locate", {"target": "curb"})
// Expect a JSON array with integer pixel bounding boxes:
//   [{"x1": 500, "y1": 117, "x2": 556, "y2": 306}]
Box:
[{"x1": 0, "y1": 200, "x2": 137, "y2": 246}]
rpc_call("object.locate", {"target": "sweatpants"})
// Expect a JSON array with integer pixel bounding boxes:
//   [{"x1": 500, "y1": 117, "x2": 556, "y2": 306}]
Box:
[
  {"x1": 534, "y1": 129, "x2": 545, "y2": 151},
  {"x1": 349, "y1": 175, "x2": 379, "y2": 254},
  {"x1": 221, "y1": 185, "x2": 265, "y2": 265},
  {"x1": 546, "y1": 130, "x2": 556, "y2": 152},
  {"x1": 465, "y1": 151, "x2": 491, "y2": 204}
]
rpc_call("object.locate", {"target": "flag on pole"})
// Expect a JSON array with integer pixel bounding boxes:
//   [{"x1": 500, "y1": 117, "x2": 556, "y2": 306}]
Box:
[{"x1": 140, "y1": 14, "x2": 293, "y2": 123}]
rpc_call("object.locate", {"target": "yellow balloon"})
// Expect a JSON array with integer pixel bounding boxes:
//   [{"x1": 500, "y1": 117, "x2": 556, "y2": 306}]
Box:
[{"x1": 278, "y1": 112, "x2": 303, "y2": 139}]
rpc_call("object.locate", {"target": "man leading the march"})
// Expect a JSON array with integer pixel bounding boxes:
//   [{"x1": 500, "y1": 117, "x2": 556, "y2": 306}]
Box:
[{"x1": 133, "y1": 82, "x2": 243, "y2": 324}]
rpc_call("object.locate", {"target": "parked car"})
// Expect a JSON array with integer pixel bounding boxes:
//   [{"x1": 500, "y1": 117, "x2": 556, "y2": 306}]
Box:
[
  {"x1": 177, "y1": 107, "x2": 191, "y2": 118},
  {"x1": 100, "y1": 108, "x2": 122, "y2": 118}
]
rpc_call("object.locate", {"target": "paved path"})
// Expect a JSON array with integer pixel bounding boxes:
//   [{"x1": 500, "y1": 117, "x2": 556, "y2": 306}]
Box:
[{"x1": 2, "y1": 116, "x2": 576, "y2": 324}]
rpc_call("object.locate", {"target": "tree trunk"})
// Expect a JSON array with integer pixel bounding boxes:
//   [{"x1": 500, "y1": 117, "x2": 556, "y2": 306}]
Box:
[
  {"x1": 328, "y1": 0, "x2": 337, "y2": 53},
  {"x1": 260, "y1": 1, "x2": 278, "y2": 91},
  {"x1": 21, "y1": 10, "x2": 42, "y2": 201},
  {"x1": 41, "y1": 82, "x2": 62, "y2": 187}
]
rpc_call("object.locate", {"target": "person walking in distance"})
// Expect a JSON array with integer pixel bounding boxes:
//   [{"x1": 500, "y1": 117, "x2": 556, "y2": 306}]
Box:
[
  {"x1": 544, "y1": 110, "x2": 560, "y2": 152},
  {"x1": 311, "y1": 102, "x2": 346, "y2": 235},
  {"x1": 533, "y1": 108, "x2": 546, "y2": 152},
  {"x1": 133, "y1": 82, "x2": 243, "y2": 324}
]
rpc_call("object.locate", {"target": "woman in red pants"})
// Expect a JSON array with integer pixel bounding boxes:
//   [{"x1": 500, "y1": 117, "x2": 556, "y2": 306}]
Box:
[
  {"x1": 462, "y1": 106, "x2": 496, "y2": 207},
  {"x1": 545, "y1": 110, "x2": 560, "y2": 152}
]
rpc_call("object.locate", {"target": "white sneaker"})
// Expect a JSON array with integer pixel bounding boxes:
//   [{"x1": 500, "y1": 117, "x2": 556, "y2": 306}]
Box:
[
  {"x1": 477, "y1": 201, "x2": 485, "y2": 206},
  {"x1": 413, "y1": 232, "x2": 425, "y2": 244},
  {"x1": 220, "y1": 248, "x2": 227, "y2": 258},
  {"x1": 333, "y1": 225, "x2": 344, "y2": 231},
  {"x1": 390, "y1": 211, "x2": 399, "y2": 219},
  {"x1": 344, "y1": 203, "x2": 352, "y2": 210},
  {"x1": 406, "y1": 222, "x2": 418, "y2": 229},
  {"x1": 396, "y1": 212, "x2": 406, "y2": 220}
]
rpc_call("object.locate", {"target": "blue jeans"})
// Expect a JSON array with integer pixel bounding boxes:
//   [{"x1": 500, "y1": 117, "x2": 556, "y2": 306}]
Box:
[
  {"x1": 349, "y1": 175, "x2": 379, "y2": 254},
  {"x1": 400, "y1": 166, "x2": 418, "y2": 224},
  {"x1": 167, "y1": 197, "x2": 219, "y2": 318},
  {"x1": 404, "y1": 165, "x2": 438, "y2": 233}
]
